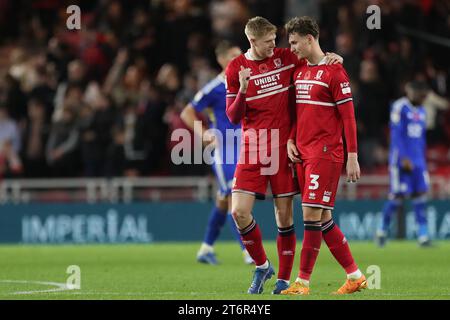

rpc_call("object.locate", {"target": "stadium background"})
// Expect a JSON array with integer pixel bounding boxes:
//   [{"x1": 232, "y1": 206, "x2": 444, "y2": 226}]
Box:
[{"x1": 0, "y1": 0, "x2": 448, "y2": 244}]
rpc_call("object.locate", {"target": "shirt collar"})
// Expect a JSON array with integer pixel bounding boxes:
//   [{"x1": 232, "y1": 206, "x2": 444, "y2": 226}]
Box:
[{"x1": 307, "y1": 55, "x2": 327, "y2": 66}]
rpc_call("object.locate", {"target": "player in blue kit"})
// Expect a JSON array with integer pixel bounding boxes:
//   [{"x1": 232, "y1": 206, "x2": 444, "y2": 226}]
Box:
[
  {"x1": 376, "y1": 80, "x2": 432, "y2": 247},
  {"x1": 181, "y1": 41, "x2": 253, "y2": 265}
]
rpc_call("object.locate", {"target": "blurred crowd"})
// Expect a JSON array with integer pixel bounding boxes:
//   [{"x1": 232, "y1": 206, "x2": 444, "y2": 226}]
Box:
[{"x1": 0, "y1": 0, "x2": 448, "y2": 178}]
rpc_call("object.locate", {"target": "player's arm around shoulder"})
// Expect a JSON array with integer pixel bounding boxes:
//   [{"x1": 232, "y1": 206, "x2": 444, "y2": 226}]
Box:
[
  {"x1": 324, "y1": 52, "x2": 344, "y2": 65},
  {"x1": 326, "y1": 62, "x2": 346, "y2": 74}
]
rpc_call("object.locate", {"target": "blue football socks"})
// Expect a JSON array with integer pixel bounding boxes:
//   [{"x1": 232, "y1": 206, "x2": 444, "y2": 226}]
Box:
[
  {"x1": 412, "y1": 196, "x2": 428, "y2": 239},
  {"x1": 380, "y1": 199, "x2": 401, "y2": 234},
  {"x1": 203, "y1": 206, "x2": 228, "y2": 246}
]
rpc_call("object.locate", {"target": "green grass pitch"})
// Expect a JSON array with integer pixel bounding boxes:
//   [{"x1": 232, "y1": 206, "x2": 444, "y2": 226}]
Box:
[{"x1": 0, "y1": 241, "x2": 449, "y2": 300}]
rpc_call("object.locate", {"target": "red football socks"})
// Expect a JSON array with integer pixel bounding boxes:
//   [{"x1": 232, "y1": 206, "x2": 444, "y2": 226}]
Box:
[
  {"x1": 322, "y1": 219, "x2": 358, "y2": 274},
  {"x1": 277, "y1": 225, "x2": 296, "y2": 281},
  {"x1": 299, "y1": 221, "x2": 322, "y2": 281},
  {"x1": 239, "y1": 219, "x2": 267, "y2": 266}
]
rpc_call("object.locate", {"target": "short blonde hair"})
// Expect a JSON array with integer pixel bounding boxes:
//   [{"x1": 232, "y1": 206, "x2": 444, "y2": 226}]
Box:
[{"x1": 244, "y1": 16, "x2": 277, "y2": 39}]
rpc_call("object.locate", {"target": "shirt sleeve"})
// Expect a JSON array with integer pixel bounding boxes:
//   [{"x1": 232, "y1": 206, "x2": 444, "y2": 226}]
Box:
[
  {"x1": 390, "y1": 104, "x2": 408, "y2": 161},
  {"x1": 190, "y1": 88, "x2": 213, "y2": 112},
  {"x1": 225, "y1": 62, "x2": 239, "y2": 98},
  {"x1": 329, "y1": 66, "x2": 358, "y2": 153},
  {"x1": 225, "y1": 61, "x2": 246, "y2": 124}
]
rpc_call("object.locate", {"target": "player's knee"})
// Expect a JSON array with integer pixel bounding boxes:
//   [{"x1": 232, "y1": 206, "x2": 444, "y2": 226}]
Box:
[
  {"x1": 231, "y1": 208, "x2": 250, "y2": 222},
  {"x1": 274, "y1": 198, "x2": 293, "y2": 225},
  {"x1": 275, "y1": 209, "x2": 293, "y2": 227},
  {"x1": 302, "y1": 206, "x2": 322, "y2": 221},
  {"x1": 321, "y1": 210, "x2": 332, "y2": 224}
]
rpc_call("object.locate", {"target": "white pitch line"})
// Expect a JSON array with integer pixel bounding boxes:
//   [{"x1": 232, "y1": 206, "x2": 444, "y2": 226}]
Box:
[
  {"x1": 1, "y1": 281, "x2": 449, "y2": 298},
  {"x1": 60, "y1": 291, "x2": 450, "y2": 298},
  {"x1": 65, "y1": 291, "x2": 221, "y2": 296},
  {"x1": 10, "y1": 290, "x2": 450, "y2": 298},
  {"x1": 0, "y1": 279, "x2": 74, "y2": 295},
  {"x1": 10, "y1": 290, "x2": 221, "y2": 296}
]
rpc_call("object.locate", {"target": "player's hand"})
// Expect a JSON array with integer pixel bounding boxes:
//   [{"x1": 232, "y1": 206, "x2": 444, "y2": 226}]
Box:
[
  {"x1": 287, "y1": 139, "x2": 301, "y2": 163},
  {"x1": 324, "y1": 52, "x2": 344, "y2": 65},
  {"x1": 346, "y1": 152, "x2": 360, "y2": 183},
  {"x1": 401, "y1": 158, "x2": 414, "y2": 172},
  {"x1": 238, "y1": 66, "x2": 251, "y2": 93}
]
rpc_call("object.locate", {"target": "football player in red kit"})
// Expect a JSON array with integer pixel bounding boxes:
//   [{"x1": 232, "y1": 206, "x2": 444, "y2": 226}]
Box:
[
  {"x1": 281, "y1": 16, "x2": 367, "y2": 295},
  {"x1": 225, "y1": 16, "x2": 343, "y2": 294}
]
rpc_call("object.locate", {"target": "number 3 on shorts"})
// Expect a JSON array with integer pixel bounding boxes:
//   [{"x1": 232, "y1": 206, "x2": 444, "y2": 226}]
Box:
[{"x1": 309, "y1": 174, "x2": 320, "y2": 190}]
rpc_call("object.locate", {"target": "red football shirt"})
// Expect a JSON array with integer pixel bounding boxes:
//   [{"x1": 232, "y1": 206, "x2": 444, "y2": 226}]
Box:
[
  {"x1": 292, "y1": 57, "x2": 357, "y2": 163},
  {"x1": 225, "y1": 48, "x2": 304, "y2": 150}
]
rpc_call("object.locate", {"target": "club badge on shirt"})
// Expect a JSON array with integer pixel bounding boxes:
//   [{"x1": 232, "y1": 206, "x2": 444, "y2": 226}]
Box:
[{"x1": 274, "y1": 58, "x2": 282, "y2": 68}]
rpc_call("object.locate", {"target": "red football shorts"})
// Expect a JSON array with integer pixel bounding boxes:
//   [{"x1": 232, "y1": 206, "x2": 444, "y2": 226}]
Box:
[
  {"x1": 232, "y1": 146, "x2": 299, "y2": 200},
  {"x1": 296, "y1": 158, "x2": 343, "y2": 210}
]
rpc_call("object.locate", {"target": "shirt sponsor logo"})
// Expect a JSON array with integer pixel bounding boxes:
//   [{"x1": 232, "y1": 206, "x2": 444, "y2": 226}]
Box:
[
  {"x1": 309, "y1": 192, "x2": 316, "y2": 200},
  {"x1": 342, "y1": 87, "x2": 351, "y2": 94},
  {"x1": 254, "y1": 73, "x2": 281, "y2": 87},
  {"x1": 400, "y1": 183, "x2": 407, "y2": 192},
  {"x1": 323, "y1": 191, "x2": 332, "y2": 202},
  {"x1": 340, "y1": 82, "x2": 351, "y2": 94},
  {"x1": 296, "y1": 83, "x2": 313, "y2": 91}
]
